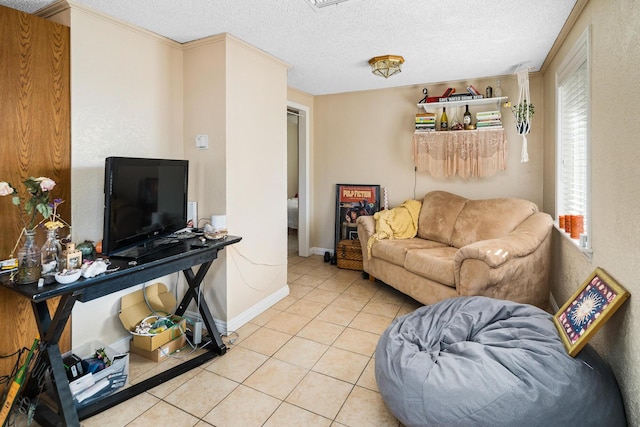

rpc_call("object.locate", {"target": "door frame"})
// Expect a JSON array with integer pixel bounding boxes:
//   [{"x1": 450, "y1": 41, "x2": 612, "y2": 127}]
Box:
[{"x1": 287, "y1": 100, "x2": 310, "y2": 257}]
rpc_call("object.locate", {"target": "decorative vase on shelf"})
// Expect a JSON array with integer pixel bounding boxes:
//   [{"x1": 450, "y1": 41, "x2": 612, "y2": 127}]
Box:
[
  {"x1": 16, "y1": 228, "x2": 41, "y2": 284},
  {"x1": 41, "y1": 228, "x2": 62, "y2": 280},
  {"x1": 76, "y1": 240, "x2": 96, "y2": 261}
]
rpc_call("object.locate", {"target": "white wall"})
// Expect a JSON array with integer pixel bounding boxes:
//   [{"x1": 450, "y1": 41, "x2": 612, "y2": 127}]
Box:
[
  {"x1": 311, "y1": 75, "x2": 544, "y2": 252},
  {"x1": 48, "y1": 3, "x2": 184, "y2": 346},
  {"x1": 542, "y1": 0, "x2": 640, "y2": 423}
]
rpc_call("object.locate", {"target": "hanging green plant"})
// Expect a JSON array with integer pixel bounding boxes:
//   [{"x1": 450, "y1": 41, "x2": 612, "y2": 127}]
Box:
[{"x1": 511, "y1": 100, "x2": 535, "y2": 134}]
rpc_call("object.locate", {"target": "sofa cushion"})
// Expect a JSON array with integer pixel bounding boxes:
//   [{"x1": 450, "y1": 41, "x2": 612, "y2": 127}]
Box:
[
  {"x1": 451, "y1": 197, "x2": 538, "y2": 248},
  {"x1": 417, "y1": 191, "x2": 467, "y2": 245},
  {"x1": 371, "y1": 238, "x2": 446, "y2": 266},
  {"x1": 404, "y1": 246, "x2": 458, "y2": 287}
]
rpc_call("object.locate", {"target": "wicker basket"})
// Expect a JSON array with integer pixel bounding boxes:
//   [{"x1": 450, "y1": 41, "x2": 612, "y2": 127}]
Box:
[{"x1": 336, "y1": 239, "x2": 363, "y2": 271}]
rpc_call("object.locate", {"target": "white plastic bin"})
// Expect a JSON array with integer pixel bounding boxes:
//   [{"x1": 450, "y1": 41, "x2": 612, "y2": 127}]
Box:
[{"x1": 62, "y1": 341, "x2": 129, "y2": 408}]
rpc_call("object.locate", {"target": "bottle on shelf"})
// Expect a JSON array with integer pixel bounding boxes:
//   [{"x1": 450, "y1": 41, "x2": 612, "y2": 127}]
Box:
[
  {"x1": 41, "y1": 229, "x2": 62, "y2": 279},
  {"x1": 440, "y1": 107, "x2": 448, "y2": 131},
  {"x1": 463, "y1": 105, "x2": 472, "y2": 130},
  {"x1": 494, "y1": 79, "x2": 503, "y2": 97}
]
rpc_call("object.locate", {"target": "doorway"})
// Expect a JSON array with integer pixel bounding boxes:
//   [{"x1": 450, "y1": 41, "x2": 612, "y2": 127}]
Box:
[{"x1": 287, "y1": 102, "x2": 310, "y2": 257}]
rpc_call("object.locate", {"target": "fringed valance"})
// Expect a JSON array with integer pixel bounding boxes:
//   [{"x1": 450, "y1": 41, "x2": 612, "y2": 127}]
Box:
[{"x1": 412, "y1": 129, "x2": 507, "y2": 179}]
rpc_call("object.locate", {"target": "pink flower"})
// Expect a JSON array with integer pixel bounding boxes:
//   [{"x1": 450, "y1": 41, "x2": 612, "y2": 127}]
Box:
[
  {"x1": 0, "y1": 181, "x2": 15, "y2": 197},
  {"x1": 2, "y1": 176, "x2": 58, "y2": 230},
  {"x1": 36, "y1": 177, "x2": 56, "y2": 192}
]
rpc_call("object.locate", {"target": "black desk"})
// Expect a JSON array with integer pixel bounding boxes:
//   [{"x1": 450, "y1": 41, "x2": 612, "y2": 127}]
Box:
[{"x1": 1, "y1": 235, "x2": 241, "y2": 426}]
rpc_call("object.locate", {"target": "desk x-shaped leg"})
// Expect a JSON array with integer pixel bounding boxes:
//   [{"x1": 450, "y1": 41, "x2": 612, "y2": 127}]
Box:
[
  {"x1": 25, "y1": 257, "x2": 228, "y2": 426},
  {"x1": 77, "y1": 258, "x2": 227, "y2": 421},
  {"x1": 26, "y1": 293, "x2": 81, "y2": 426},
  {"x1": 175, "y1": 258, "x2": 227, "y2": 355}
]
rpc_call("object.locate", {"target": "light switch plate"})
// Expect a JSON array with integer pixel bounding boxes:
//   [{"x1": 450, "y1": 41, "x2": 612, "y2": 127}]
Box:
[{"x1": 195, "y1": 134, "x2": 208, "y2": 149}]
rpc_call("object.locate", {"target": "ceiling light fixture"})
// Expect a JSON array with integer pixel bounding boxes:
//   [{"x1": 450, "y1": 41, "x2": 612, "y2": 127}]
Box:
[
  {"x1": 306, "y1": 0, "x2": 352, "y2": 8},
  {"x1": 368, "y1": 55, "x2": 405, "y2": 79}
]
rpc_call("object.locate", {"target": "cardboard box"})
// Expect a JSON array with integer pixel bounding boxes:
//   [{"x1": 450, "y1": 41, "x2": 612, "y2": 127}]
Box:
[
  {"x1": 119, "y1": 282, "x2": 186, "y2": 351},
  {"x1": 129, "y1": 334, "x2": 187, "y2": 362},
  {"x1": 60, "y1": 341, "x2": 129, "y2": 408}
]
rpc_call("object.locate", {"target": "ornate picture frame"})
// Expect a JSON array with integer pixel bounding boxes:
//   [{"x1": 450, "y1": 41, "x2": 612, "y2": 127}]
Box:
[{"x1": 553, "y1": 267, "x2": 630, "y2": 357}]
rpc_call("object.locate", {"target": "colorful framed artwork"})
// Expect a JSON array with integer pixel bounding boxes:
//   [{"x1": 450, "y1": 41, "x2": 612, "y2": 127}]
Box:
[
  {"x1": 333, "y1": 184, "x2": 380, "y2": 261},
  {"x1": 553, "y1": 267, "x2": 630, "y2": 357}
]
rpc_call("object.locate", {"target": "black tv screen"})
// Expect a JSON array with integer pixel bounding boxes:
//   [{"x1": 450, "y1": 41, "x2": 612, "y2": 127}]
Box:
[{"x1": 102, "y1": 156, "x2": 188, "y2": 257}]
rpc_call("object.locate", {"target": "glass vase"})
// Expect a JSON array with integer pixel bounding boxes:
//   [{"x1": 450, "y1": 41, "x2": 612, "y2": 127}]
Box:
[
  {"x1": 16, "y1": 229, "x2": 41, "y2": 284},
  {"x1": 41, "y1": 228, "x2": 62, "y2": 279}
]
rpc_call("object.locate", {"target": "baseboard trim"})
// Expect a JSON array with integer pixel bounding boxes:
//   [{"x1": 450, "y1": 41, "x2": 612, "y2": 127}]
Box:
[
  {"x1": 184, "y1": 285, "x2": 290, "y2": 335},
  {"x1": 310, "y1": 247, "x2": 333, "y2": 256}
]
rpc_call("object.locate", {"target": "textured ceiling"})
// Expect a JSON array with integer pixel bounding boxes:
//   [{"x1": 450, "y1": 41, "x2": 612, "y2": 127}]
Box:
[{"x1": 2, "y1": 0, "x2": 578, "y2": 95}]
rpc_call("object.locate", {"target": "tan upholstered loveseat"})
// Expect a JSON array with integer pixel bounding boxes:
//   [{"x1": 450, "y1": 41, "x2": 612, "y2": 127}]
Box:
[{"x1": 356, "y1": 191, "x2": 553, "y2": 308}]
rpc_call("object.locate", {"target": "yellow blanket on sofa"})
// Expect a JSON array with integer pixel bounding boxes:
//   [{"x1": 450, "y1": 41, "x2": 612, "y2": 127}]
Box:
[{"x1": 367, "y1": 199, "x2": 422, "y2": 259}]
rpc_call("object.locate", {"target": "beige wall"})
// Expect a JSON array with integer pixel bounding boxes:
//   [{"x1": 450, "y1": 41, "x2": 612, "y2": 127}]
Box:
[
  {"x1": 46, "y1": 3, "x2": 289, "y2": 348},
  {"x1": 183, "y1": 34, "x2": 290, "y2": 325},
  {"x1": 224, "y1": 35, "x2": 290, "y2": 321},
  {"x1": 47, "y1": 4, "x2": 185, "y2": 346},
  {"x1": 182, "y1": 36, "x2": 229, "y2": 322},
  {"x1": 543, "y1": 0, "x2": 640, "y2": 422},
  {"x1": 311, "y1": 75, "x2": 544, "y2": 251}
]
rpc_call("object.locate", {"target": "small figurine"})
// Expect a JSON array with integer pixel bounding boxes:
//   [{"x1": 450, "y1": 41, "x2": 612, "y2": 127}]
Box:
[{"x1": 418, "y1": 88, "x2": 428, "y2": 104}]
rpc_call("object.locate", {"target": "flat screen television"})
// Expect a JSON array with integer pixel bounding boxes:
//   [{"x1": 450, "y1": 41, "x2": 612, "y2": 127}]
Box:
[{"x1": 102, "y1": 156, "x2": 189, "y2": 258}]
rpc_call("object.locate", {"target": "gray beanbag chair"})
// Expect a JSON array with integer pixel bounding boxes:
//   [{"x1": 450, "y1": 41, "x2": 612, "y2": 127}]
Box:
[{"x1": 376, "y1": 296, "x2": 626, "y2": 427}]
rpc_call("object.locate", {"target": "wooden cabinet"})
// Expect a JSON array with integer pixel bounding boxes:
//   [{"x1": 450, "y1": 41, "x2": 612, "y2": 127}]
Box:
[{"x1": 0, "y1": 5, "x2": 71, "y2": 384}]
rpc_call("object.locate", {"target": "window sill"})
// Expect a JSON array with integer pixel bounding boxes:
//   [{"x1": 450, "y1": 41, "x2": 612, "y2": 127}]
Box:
[{"x1": 554, "y1": 223, "x2": 593, "y2": 261}]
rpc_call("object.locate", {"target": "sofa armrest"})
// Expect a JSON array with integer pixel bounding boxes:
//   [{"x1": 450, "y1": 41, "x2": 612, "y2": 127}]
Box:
[
  {"x1": 454, "y1": 212, "x2": 553, "y2": 268},
  {"x1": 356, "y1": 215, "x2": 375, "y2": 241},
  {"x1": 356, "y1": 216, "x2": 376, "y2": 268},
  {"x1": 454, "y1": 212, "x2": 553, "y2": 308}
]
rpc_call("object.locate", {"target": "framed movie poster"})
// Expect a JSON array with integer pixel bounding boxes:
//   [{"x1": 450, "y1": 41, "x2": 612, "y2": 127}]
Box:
[{"x1": 334, "y1": 184, "x2": 380, "y2": 258}]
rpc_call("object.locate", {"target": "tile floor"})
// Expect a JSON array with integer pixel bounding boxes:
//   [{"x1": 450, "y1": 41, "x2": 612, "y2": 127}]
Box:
[{"x1": 30, "y1": 236, "x2": 421, "y2": 426}]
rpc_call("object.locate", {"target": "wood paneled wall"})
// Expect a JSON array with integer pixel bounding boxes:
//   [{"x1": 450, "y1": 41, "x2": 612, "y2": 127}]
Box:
[{"x1": 0, "y1": 5, "x2": 71, "y2": 382}]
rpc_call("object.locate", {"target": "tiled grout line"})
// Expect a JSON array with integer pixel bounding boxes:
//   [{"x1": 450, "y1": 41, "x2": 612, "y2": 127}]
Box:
[
  {"x1": 259, "y1": 256, "x2": 378, "y2": 425},
  {"x1": 264, "y1": 255, "x2": 398, "y2": 424},
  {"x1": 81, "y1": 251, "x2": 405, "y2": 426},
  {"x1": 226, "y1": 252, "x2": 402, "y2": 425},
  {"x1": 215, "y1": 255, "x2": 373, "y2": 424}
]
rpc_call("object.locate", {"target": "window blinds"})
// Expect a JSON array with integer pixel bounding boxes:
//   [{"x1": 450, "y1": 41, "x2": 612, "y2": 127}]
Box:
[{"x1": 559, "y1": 56, "x2": 589, "y2": 236}]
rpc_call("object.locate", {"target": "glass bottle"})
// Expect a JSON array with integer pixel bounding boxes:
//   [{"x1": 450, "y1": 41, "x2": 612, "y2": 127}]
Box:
[
  {"x1": 494, "y1": 79, "x2": 503, "y2": 97},
  {"x1": 463, "y1": 105, "x2": 472, "y2": 130},
  {"x1": 41, "y1": 228, "x2": 62, "y2": 279},
  {"x1": 16, "y1": 229, "x2": 41, "y2": 284},
  {"x1": 440, "y1": 107, "x2": 448, "y2": 131}
]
